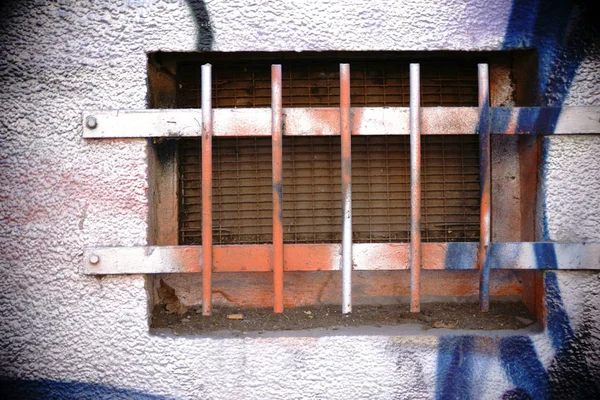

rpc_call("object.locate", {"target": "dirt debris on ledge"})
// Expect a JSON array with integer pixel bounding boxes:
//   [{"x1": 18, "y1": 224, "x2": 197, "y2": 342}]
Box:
[{"x1": 152, "y1": 301, "x2": 537, "y2": 335}]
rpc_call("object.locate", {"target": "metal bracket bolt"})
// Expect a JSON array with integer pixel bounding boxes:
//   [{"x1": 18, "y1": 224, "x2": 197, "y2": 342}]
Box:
[
  {"x1": 85, "y1": 116, "x2": 98, "y2": 129},
  {"x1": 89, "y1": 254, "x2": 100, "y2": 265}
]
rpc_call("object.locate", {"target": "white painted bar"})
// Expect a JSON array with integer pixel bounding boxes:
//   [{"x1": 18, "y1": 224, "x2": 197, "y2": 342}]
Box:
[
  {"x1": 81, "y1": 242, "x2": 600, "y2": 275},
  {"x1": 82, "y1": 107, "x2": 600, "y2": 138},
  {"x1": 340, "y1": 63, "x2": 353, "y2": 315}
]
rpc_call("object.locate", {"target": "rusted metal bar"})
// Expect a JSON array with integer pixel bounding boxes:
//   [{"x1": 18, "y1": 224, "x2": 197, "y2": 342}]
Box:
[
  {"x1": 477, "y1": 63, "x2": 491, "y2": 312},
  {"x1": 82, "y1": 242, "x2": 600, "y2": 275},
  {"x1": 83, "y1": 107, "x2": 600, "y2": 138},
  {"x1": 409, "y1": 63, "x2": 422, "y2": 313},
  {"x1": 201, "y1": 64, "x2": 213, "y2": 316},
  {"x1": 340, "y1": 63, "x2": 352, "y2": 314},
  {"x1": 271, "y1": 64, "x2": 284, "y2": 314}
]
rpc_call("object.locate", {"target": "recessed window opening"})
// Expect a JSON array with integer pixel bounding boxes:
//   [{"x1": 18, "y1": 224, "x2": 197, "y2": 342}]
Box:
[
  {"x1": 179, "y1": 135, "x2": 479, "y2": 245},
  {"x1": 147, "y1": 51, "x2": 542, "y2": 333},
  {"x1": 178, "y1": 58, "x2": 480, "y2": 246},
  {"x1": 177, "y1": 59, "x2": 478, "y2": 108}
]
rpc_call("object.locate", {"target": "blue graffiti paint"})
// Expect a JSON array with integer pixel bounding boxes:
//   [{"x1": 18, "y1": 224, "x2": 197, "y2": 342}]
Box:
[
  {"x1": 499, "y1": 336, "x2": 549, "y2": 400},
  {"x1": 479, "y1": 255, "x2": 491, "y2": 307},
  {"x1": 421, "y1": 1, "x2": 598, "y2": 397},
  {"x1": 502, "y1": 0, "x2": 587, "y2": 105},
  {"x1": 501, "y1": 388, "x2": 534, "y2": 400},
  {"x1": 443, "y1": 242, "x2": 478, "y2": 270},
  {"x1": 0, "y1": 377, "x2": 173, "y2": 400},
  {"x1": 500, "y1": 0, "x2": 597, "y2": 240},
  {"x1": 433, "y1": 268, "x2": 597, "y2": 399},
  {"x1": 436, "y1": 272, "x2": 577, "y2": 400},
  {"x1": 533, "y1": 242, "x2": 558, "y2": 269},
  {"x1": 435, "y1": 336, "x2": 475, "y2": 400},
  {"x1": 501, "y1": 0, "x2": 537, "y2": 49},
  {"x1": 543, "y1": 272, "x2": 574, "y2": 352},
  {"x1": 538, "y1": 138, "x2": 551, "y2": 240}
]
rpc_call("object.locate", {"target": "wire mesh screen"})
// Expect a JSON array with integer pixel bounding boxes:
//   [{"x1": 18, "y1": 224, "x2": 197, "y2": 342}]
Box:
[
  {"x1": 179, "y1": 135, "x2": 479, "y2": 245},
  {"x1": 282, "y1": 137, "x2": 341, "y2": 243},
  {"x1": 180, "y1": 138, "x2": 272, "y2": 245},
  {"x1": 177, "y1": 58, "x2": 480, "y2": 245},
  {"x1": 177, "y1": 60, "x2": 478, "y2": 108},
  {"x1": 422, "y1": 136, "x2": 480, "y2": 241}
]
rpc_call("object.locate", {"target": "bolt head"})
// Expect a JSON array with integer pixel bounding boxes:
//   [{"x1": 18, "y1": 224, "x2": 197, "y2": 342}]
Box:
[
  {"x1": 86, "y1": 116, "x2": 97, "y2": 129},
  {"x1": 89, "y1": 254, "x2": 100, "y2": 265}
]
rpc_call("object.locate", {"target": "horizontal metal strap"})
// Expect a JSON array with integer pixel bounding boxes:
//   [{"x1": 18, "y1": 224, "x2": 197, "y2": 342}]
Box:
[
  {"x1": 489, "y1": 242, "x2": 600, "y2": 269},
  {"x1": 82, "y1": 242, "x2": 600, "y2": 274},
  {"x1": 82, "y1": 107, "x2": 600, "y2": 138}
]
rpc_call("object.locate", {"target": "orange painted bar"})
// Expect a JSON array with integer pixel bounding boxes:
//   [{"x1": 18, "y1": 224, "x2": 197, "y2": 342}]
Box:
[
  {"x1": 84, "y1": 242, "x2": 600, "y2": 275},
  {"x1": 271, "y1": 65, "x2": 284, "y2": 313},
  {"x1": 201, "y1": 64, "x2": 213, "y2": 316},
  {"x1": 213, "y1": 246, "x2": 272, "y2": 272},
  {"x1": 213, "y1": 243, "x2": 478, "y2": 272},
  {"x1": 477, "y1": 64, "x2": 492, "y2": 312},
  {"x1": 340, "y1": 63, "x2": 353, "y2": 314},
  {"x1": 84, "y1": 243, "x2": 485, "y2": 275}
]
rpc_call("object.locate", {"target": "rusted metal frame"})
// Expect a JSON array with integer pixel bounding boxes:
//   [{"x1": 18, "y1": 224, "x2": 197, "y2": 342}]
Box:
[
  {"x1": 340, "y1": 63, "x2": 353, "y2": 314},
  {"x1": 201, "y1": 64, "x2": 213, "y2": 316},
  {"x1": 82, "y1": 107, "x2": 600, "y2": 138},
  {"x1": 82, "y1": 242, "x2": 600, "y2": 274},
  {"x1": 518, "y1": 135, "x2": 542, "y2": 318},
  {"x1": 409, "y1": 63, "x2": 422, "y2": 313},
  {"x1": 477, "y1": 64, "x2": 492, "y2": 312},
  {"x1": 147, "y1": 141, "x2": 179, "y2": 246},
  {"x1": 271, "y1": 65, "x2": 284, "y2": 313}
]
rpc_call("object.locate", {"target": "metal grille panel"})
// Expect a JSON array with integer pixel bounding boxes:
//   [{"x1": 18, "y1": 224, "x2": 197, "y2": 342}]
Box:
[
  {"x1": 178, "y1": 59, "x2": 480, "y2": 245},
  {"x1": 180, "y1": 138, "x2": 272, "y2": 245},
  {"x1": 177, "y1": 61, "x2": 477, "y2": 108},
  {"x1": 179, "y1": 135, "x2": 479, "y2": 245}
]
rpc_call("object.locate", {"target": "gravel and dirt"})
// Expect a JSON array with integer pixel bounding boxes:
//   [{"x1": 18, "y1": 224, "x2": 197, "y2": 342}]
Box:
[{"x1": 152, "y1": 301, "x2": 537, "y2": 335}]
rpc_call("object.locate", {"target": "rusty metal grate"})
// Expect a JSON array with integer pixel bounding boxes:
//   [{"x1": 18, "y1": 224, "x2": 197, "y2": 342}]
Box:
[
  {"x1": 282, "y1": 136, "x2": 341, "y2": 244},
  {"x1": 178, "y1": 59, "x2": 480, "y2": 246},
  {"x1": 422, "y1": 135, "x2": 480, "y2": 241},
  {"x1": 177, "y1": 60, "x2": 477, "y2": 108},
  {"x1": 179, "y1": 135, "x2": 479, "y2": 245},
  {"x1": 180, "y1": 137, "x2": 272, "y2": 245}
]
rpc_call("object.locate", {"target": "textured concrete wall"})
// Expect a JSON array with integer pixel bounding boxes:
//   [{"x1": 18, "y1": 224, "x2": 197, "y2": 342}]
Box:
[{"x1": 0, "y1": 0, "x2": 599, "y2": 398}]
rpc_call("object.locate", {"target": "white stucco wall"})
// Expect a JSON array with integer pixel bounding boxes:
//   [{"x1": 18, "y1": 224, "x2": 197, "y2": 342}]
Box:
[{"x1": 1, "y1": 1, "x2": 599, "y2": 398}]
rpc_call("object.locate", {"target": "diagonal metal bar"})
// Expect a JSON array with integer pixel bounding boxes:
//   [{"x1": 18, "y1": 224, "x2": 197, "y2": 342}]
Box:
[
  {"x1": 409, "y1": 63, "x2": 422, "y2": 313},
  {"x1": 340, "y1": 63, "x2": 353, "y2": 314},
  {"x1": 477, "y1": 63, "x2": 492, "y2": 312},
  {"x1": 271, "y1": 64, "x2": 284, "y2": 314},
  {"x1": 201, "y1": 64, "x2": 213, "y2": 316}
]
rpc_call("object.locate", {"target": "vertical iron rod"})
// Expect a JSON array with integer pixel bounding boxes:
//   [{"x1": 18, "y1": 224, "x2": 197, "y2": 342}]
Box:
[
  {"x1": 272, "y1": 64, "x2": 284, "y2": 314},
  {"x1": 340, "y1": 63, "x2": 352, "y2": 314},
  {"x1": 477, "y1": 63, "x2": 491, "y2": 312},
  {"x1": 201, "y1": 64, "x2": 213, "y2": 316},
  {"x1": 409, "y1": 63, "x2": 422, "y2": 313}
]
